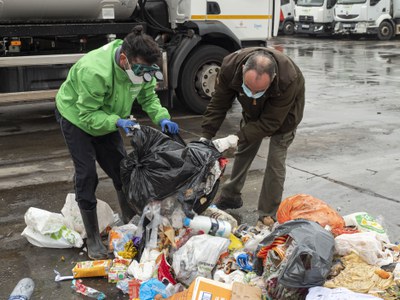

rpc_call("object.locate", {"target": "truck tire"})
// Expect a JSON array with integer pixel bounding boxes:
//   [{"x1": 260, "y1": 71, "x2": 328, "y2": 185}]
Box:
[
  {"x1": 377, "y1": 21, "x2": 393, "y2": 40},
  {"x1": 177, "y1": 45, "x2": 229, "y2": 114},
  {"x1": 283, "y1": 21, "x2": 295, "y2": 35}
]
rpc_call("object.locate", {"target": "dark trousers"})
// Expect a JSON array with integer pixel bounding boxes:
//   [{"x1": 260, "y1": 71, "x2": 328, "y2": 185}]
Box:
[{"x1": 55, "y1": 109, "x2": 126, "y2": 210}]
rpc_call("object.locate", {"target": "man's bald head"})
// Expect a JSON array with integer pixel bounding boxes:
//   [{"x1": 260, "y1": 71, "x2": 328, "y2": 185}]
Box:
[
  {"x1": 242, "y1": 51, "x2": 276, "y2": 94},
  {"x1": 243, "y1": 51, "x2": 276, "y2": 80}
]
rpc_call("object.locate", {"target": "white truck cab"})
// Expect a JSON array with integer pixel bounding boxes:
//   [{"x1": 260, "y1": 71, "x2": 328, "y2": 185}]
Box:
[
  {"x1": 334, "y1": 0, "x2": 400, "y2": 40},
  {"x1": 294, "y1": 0, "x2": 337, "y2": 35}
]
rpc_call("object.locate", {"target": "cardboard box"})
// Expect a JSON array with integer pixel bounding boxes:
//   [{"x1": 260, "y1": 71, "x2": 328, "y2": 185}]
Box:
[
  {"x1": 168, "y1": 277, "x2": 232, "y2": 300},
  {"x1": 231, "y1": 282, "x2": 262, "y2": 300}
]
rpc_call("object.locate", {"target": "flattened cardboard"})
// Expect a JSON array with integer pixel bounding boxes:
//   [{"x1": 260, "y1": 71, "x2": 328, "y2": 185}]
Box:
[{"x1": 231, "y1": 282, "x2": 262, "y2": 300}]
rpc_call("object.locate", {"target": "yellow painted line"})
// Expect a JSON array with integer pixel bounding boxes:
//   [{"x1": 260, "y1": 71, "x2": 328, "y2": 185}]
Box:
[{"x1": 191, "y1": 14, "x2": 272, "y2": 20}]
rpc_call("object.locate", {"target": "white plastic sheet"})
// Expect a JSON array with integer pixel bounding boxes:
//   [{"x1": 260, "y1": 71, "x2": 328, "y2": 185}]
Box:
[
  {"x1": 61, "y1": 193, "x2": 115, "y2": 238},
  {"x1": 334, "y1": 232, "x2": 393, "y2": 266},
  {"x1": 172, "y1": 234, "x2": 230, "y2": 285},
  {"x1": 21, "y1": 207, "x2": 83, "y2": 248},
  {"x1": 306, "y1": 286, "x2": 382, "y2": 300}
]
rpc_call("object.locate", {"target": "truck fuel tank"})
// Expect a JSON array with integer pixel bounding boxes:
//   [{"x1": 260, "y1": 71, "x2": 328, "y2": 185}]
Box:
[{"x1": 0, "y1": 0, "x2": 138, "y2": 21}]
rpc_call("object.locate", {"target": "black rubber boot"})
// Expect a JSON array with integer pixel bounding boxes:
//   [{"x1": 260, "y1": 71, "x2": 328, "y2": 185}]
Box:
[
  {"x1": 116, "y1": 190, "x2": 136, "y2": 224},
  {"x1": 79, "y1": 208, "x2": 108, "y2": 260}
]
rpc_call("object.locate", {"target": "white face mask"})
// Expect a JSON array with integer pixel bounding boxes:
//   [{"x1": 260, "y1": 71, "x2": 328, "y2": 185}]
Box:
[
  {"x1": 126, "y1": 69, "x2": 144, "y2": 84},
  {"x1": 124, "y1": 59, "x2": 144, "y2": 84}
]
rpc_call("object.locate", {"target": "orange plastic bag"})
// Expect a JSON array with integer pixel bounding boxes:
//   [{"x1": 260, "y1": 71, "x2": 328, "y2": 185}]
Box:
[{"x1": 277, "y1": 194, "x2": 345, "y2": 230}]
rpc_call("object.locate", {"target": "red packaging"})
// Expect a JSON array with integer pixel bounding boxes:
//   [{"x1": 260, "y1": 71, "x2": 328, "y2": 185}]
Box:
[{"x1": 128, "y1": 279, "x2": 140, "y2": 300}]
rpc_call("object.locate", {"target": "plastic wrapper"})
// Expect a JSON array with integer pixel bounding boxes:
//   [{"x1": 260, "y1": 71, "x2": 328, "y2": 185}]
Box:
[
  {"x1": 157, "y1": 252, "x2": 177, "y2": 285},
  {"x1": 228, "y1": 233, "x2": 244, "y2": 251},
  {"x1": 172, "y1": 234, "x2": 230, "y2": 286},
  {"x1": 108, "y1": 258, "x2": 131, "y2": 283},
  {"x1": 120, "y1": 126, "x2": 222, "y2": 216},
  {"x1": 127, "y1": 248, "x2": 161, "y2": 281},
  {"x1": 214, "y1": 269, "x2": 246, "y2": 284},
  {"x1": 276, "y1": 194, "x2": 345, "y2": 230},
  {"x1": 343, "y1": 212, "x2": 391, "y2": 243},
  {"x1": 135, "y1": 202, "x2": 162, "y2": 250},
  {"x1": 306, "y1": 286, "x2": 383, "y2": 300},
  {"x1": 139, "y1": 278, "x2": 168, "y2": 300},
  {"x1": 72, "y1": 260, "x2": 112, "y2": 278},
  {"x1": 117, "y1": 240, "x2": 138, "y2": 259},
  {"x1": 108, "y1": 223, "x2": 137, "y2": 253},
  {"x1": 334, "y1": 232, "x2": 393, "y2": 266},
  {"x1": 71, "y1": 279, "x2": 106, "y2": 299}
]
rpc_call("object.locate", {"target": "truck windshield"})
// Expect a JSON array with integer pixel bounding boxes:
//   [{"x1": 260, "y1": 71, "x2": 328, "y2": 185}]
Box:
[
  {"x1": 296, "y1": 0, "x2": 324, "y2": 6},
  {"x1": 337, "y1": 0, "x2": 366, "y2": 4}
]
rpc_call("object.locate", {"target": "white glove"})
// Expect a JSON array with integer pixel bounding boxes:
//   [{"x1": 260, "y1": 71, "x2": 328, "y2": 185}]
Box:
[{"x1": 212, "y1": 135, "x2": 239, "y2": 153}]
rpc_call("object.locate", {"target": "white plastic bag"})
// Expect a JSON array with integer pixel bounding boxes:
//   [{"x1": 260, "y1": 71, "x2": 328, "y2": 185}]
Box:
[
  {"x1": 172, "y1": 234, "x2": 230, "y2": 285},
  {"x1": 343, "y1": 212, "x2": 391, "y2": 244},
  {"x1": 61, "y1": 193, "x2": 115, "y2": 238},
  {"x1": 306, "y1": 286, "x2": 382, "y2": 300},
  {"x1": 214, "y1": 269, "x2": 245, "y2": 284},
  {"x1": 127, "y1": 247, "x2": 160, "y2": 281},
  {"x1": 21, "y1": 207, "x2": 83, "y2": 248},
  {"x1": 334, "y1": 232, "x2": 393, "y2": 266}
]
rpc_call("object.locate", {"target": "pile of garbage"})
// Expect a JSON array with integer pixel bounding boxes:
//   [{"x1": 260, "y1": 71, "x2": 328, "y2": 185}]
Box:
[
  {"x1": 22, "y1": 194, "x2": 400, "y2": 299},
  {"x1": 20, "y1": 128, "x2": 400, "y2": 299}
]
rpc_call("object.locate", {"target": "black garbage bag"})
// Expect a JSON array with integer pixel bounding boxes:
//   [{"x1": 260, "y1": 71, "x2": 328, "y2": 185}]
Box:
[
  {"x1": 120, "y1": 126, "x2": 222, "y2": 216},
  {"x1": 254, "y1": 219, "x2": 334, "y2": 298}
]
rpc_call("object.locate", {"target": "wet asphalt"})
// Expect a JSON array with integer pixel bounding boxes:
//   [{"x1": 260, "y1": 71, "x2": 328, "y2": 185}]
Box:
[{"x1": 1, "y1": 35, "x2": 400, "y2": 299}]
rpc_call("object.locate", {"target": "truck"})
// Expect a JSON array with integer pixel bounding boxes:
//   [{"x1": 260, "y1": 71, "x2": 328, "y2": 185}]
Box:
[
  {"x1": 0, "y1": 0, "x2": 280, "y2": 114},
  {"x1": 334, "y1": 0, "x2": 400, "y2": 40},
  {"x1": 279, "y1": 0, "x2": 296, "y2": 35},
  {"x1": 294, "y1": 0, "x2": 337, "y2": 35}
]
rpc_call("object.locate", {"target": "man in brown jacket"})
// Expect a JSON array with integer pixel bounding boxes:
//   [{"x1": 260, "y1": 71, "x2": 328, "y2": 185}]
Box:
[{"x1": 201, "y1": 47, "x2": 305, "y2": 225}]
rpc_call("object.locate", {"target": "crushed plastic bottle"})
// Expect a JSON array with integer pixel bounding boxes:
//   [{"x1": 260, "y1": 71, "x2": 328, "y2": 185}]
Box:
[
  {"x1": 183, "y1": 215, "x2": 232, "y2": 238},
  {"x1": 8, "y1": 278, "x2": 35, "y2": 300}
]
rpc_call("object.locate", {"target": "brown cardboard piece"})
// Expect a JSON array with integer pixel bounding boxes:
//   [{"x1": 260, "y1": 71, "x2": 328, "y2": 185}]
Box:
[{"x1": 231, "y1": 282, "x2": 262, "y2": 300}]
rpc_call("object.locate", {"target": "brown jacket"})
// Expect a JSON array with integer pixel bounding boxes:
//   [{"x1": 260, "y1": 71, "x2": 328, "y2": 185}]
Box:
[{"x1": 201, "y1": 47, "x2": 305, "y2": 143}]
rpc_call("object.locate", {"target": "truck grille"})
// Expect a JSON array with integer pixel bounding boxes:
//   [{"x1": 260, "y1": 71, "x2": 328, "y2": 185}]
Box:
[
  {"x1": 299, "y1": 15, "x2": 314, "y2": 23},
  {"x1": 336, "y1": 14, "x2": 359, "y2": 19}
]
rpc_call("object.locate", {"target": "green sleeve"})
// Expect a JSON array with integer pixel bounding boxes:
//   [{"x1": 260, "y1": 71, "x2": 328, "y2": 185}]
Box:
[
  {"x1": 75, "y1": 68, "x2": 120, "y2": 136},
  {"x1": 136, "y1": 78, "x2": 170, "y2": 125}
]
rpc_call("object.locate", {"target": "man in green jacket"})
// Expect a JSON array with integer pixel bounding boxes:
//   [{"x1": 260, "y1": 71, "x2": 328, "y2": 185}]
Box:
[
  {"x1": 201, "y1": 47, "x2": 305, "y2": 226},
  {"x1": 55, "y1": 26, "x2": 179, "y2": 259}
]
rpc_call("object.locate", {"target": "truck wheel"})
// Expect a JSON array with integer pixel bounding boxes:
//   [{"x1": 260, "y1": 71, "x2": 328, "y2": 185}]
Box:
[
  {"x1": 177, "y1": 45, "x2": 229, "y2": 114},
  {"x1": 283, "y1": 21, "x2": 295, "y2": 35},
  {"x1": 377, "y1": 21, "x2": 393, "y2": 40}
]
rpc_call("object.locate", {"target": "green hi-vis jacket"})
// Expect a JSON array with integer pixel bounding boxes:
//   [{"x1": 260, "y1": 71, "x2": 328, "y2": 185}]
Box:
[{"x1": 56, "y1": 40, "x2": 170, "y2": 136}]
